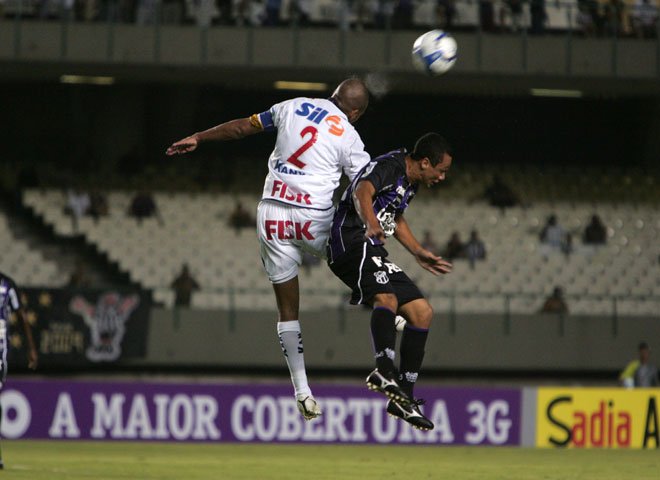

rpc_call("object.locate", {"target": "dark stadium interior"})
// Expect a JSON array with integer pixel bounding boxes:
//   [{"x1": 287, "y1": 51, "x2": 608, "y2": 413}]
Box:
[
  {"x1": 2, "y1": 82, "x2": 658, "y2": 193},
  {"x1": 0, "y1": 6, "x2": 659, "y2": 461},
  {"x1": 2, "y1": 79, "x2": 659, "y2": 383}
]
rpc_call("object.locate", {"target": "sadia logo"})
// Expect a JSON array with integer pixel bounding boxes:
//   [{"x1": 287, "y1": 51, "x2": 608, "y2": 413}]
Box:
[
  {"x1": 546, "y1": 397, "x2": 632, "y2": 447},
  {"x1": 540, "y1": 390, "x2": 660, "y2": 449}
]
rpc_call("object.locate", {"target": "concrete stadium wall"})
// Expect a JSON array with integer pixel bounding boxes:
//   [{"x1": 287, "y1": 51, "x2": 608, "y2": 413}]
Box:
[
  {"x1": 139, "y1": 307, "x2": 660, "y2": 371},
  {"x1": 1, "y1": 24, "x2": 659, "y2": 85}
]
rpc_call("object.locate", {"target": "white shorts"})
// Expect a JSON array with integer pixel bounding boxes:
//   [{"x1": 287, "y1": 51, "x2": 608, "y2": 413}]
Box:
[{"x1": 257, "y1": 200, "x2": 334, "y2": 284}]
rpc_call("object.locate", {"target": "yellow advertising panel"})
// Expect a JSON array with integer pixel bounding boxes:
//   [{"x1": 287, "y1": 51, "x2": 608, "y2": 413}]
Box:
[{"x1": 536, "y1": 388, "x2": 660, "y2": 449}]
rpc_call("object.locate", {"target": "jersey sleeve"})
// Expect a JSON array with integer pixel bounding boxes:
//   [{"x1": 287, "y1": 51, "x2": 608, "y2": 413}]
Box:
[
  {"x1": 341, "y1": 135, "x2": 371, "y2": 181},
  {"x1": 251, "y1": 99, "x2": 294, "y2": 133},
  {"x1": 359, "y1": 158, "x2": 399, "y2": 193},
  {"x1": 8, "y1": 279, "x2": 22, "y2": 311}
]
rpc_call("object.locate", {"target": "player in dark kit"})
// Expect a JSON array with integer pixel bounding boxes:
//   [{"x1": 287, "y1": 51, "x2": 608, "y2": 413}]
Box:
[
  {"x1": 327, "y1": 133, "x2": 453, "y2": 431},
  {"x1": 0, "y1": 272, "x2": 38, "y2": 468}
]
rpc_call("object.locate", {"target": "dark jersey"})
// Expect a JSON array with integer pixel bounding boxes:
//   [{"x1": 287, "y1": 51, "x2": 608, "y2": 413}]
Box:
[
  {"x1": 329, "y1": 148, "x2": 418, "y2": 261},
  {"x1": 0, "y1": 273, "x2": 21, "y2": 343}
]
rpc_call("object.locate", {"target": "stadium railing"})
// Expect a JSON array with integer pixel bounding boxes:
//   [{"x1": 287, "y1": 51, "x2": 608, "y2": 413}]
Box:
[
  {"x1": 153, "y1": 285, "x2": 660, "y2": 322},
  {"x1": 1, "y1": 0, "x2": 659, "y2": 73},
  {"x1": 1, "y1": 0, "x2": 658, "y2": 38}
]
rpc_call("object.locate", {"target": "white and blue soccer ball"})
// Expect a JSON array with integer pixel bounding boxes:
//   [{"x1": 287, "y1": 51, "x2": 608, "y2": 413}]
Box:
[{"x1": 411, "y1": 30, "x2": 458, "y2": 76}]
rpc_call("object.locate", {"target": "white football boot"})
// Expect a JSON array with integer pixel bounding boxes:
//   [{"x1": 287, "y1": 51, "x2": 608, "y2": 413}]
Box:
[{"x1": 296, "y1": 395, "x2": 322, "y2": 421}]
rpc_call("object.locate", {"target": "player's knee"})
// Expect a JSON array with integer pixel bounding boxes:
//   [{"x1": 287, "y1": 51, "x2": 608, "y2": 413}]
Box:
[
  {"x1": 408, "y1": 300, "x2": 433, "y2": 329},
  {"x1": 420, "y1": 302, "x2": 434, "y2": 328},
  {"x1": 372, "y1": 293, "x2": 398, "y2": 313}
]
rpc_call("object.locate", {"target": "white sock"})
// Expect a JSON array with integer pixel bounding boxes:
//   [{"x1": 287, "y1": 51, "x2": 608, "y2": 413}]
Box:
[{"x1": 277, "y1": 320, "x2": 312, "y2": 398}]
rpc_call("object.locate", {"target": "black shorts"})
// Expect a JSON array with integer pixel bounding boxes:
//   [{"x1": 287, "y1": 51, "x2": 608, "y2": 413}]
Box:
[{"x1": 328, "y1": 241, "x2": 424, "y2": 306}]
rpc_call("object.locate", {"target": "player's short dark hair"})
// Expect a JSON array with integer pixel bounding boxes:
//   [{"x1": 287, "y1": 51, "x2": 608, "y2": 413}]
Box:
[{"x1": 410, "y1": 133, "x2": 451, "y2": 166}]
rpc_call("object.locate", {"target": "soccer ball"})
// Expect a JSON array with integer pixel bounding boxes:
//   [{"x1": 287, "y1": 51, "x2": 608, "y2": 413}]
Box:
[{"x1": 411, "y1": 30, "x2": 458, "y2": 76}]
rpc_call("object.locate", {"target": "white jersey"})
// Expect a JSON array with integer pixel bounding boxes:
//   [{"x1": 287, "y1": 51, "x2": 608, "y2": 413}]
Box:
[{"x1": 253, "y1": 97, "x2": 370, "y2": 211}]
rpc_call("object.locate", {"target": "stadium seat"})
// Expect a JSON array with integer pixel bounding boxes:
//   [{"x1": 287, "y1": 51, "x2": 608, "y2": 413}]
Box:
[{"x1": 20, "y1": 188, "x2": 660, "y2": 314}]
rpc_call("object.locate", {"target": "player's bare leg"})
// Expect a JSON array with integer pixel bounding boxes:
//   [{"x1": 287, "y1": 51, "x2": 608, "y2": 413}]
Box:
[
  {"x1": 386, "y1": 298, "x2": 434, "y2": 430},
  {"x1": 273, "y1": 277, "x2": 322, "y2": 420}
]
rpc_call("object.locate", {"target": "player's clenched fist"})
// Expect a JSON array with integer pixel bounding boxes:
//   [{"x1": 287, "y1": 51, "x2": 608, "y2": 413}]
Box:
[
  {"x1": 166, "y1": 135, "x2": 199, "y2": 155},
  {"x1": 365, "y1": 224, "x2": 386, "y2": 244}
]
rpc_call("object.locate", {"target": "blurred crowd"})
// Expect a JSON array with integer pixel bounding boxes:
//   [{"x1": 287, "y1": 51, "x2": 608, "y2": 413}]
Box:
[{"x1": 0, "y1": 0, "x2": 657, "y2": 38}]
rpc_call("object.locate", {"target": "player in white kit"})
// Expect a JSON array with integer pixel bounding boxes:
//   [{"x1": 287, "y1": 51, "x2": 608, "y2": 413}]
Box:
[{"x1": 166, "y1": 79, "x2": 370, "y2": 420}]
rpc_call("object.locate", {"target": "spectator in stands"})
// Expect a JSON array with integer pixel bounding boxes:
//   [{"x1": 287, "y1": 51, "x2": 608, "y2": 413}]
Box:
[
  {"x1": 502, "y1": 0, "x2": 523, "y2": 32},
  {"x1": 584, "y1": 214, "x2": 607, "y2": 245},
  {"x1": 338, "y1": 0, "x2": 351, "y2": 30},
  {"x1": 289, "y1": 0, "x2": 312, "y2": 26},
  {"x1": 540, "y1": 214, "x2": 565, "y2": 250},
  {"x1": 68, "y1": 261, "x2": 91, "y2": 288},
  {"x1": 89, "y1": 190, "x2": 109, "y2": 223},
  {"x1": 576, "y1": 0, "x2": 597, "y2": 36},
  {"x1": 264, "y1": 0, "x2": 282, "y2": 26},
  {"x1": 479, "y1": 0, "x2": 496, "y2": 32},
  {"x1": 354, "y1": 0, "x2": 371, "y2": 31},
  {"x1": 236, "y1": 0, "x2": 253, "y2": 26},
  {"x1": 632, "y1": 0, "x2": 659, "y2": 38},
  {"x1": 465, "y1": 230, "x2": 486, "y2": 268},
  {"x1": 603, "y1": 0, "x2": 625, "y2": 36},
  {"x1": 393, "y1": 0, "x2": 415, "y2": 29},
  {"x1": 375, "y1": 0, "x2": 396, "y2": 28},
  {"x1": 192, "y1": 0, "x2": 215, "y2": 26},
  {"x1": 217, "y1": 0, "x2": 232, "y2": 24},
  {"x1": 162, "y1": 0, "x2": 185, "y2": 24},
  {"x1": 78, "y1": 0, "x2": 97, "y2": 21},
  {"x1": 421, "y1": 230, "x2": 441, "y2": 256},
  {"x1": 437, "y1": 0, "x2": 456, "y2": 29},
  {"x1": 482, "y1": 174, "x2": 521, "y2": 210},
  {"x1": 171, "y1": 264, "x2": 200, "y2": 307},
  {"x1": 584, "y1": 0, "x2": 605, "y2": 35},
  {"x1": 619, "y1": 342, "x2": 659, "y2": 388},
  {"x1": 136, "y1": 0, "x2": 158, "y2": 24},
  {"x1": 443, "y1": 231, "x2": 465, "y2": 261},
  {"x1": 98, "y1": 0, "x2": 119, "y2": 22},
  {"x1": 228, "y1": 201, "x2": 256, "y2": 235},
  {"x1": 66, "y1": 187, "x2": 91, "y2": 232},
  {"x1": 38, "y1": 0, "x2": 54, "y2": 19},
  {"x1": 129, "y1": 189, "x2": 160, "y2": 223},
  {"x1": 529, "y1": 0, "x2": 546, "y2": 35},
  {"x1": 540, "y1": 286, "x2": 568, "y2": 314}
]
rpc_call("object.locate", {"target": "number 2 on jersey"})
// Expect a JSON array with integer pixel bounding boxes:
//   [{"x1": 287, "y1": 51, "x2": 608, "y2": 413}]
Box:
[{"x1": 286, "y1": 126, "x2": 318, "y2": 169}]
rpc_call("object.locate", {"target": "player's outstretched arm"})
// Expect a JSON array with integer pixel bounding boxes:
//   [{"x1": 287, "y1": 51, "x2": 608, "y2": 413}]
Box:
[
  {"x1": 394, "y1": 215, "x2": 452, "y2": 276},
  {"x1": 17, "y1": 309, "x2": 38, "y2": 370},
  {"x1": 165, "y1": 118, "x2": 263, "y2": 156},
  {"x1": 353, "y1": 180, "x2": 386, "y2": 244}
]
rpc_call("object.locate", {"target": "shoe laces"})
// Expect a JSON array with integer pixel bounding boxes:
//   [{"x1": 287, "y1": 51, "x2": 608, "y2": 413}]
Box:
[{"x1": 411, "y1": 398, "x2": 426, "y2": 407}]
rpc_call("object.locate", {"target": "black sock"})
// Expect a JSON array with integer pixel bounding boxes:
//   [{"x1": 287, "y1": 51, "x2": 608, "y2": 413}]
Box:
[
  {"x1": 398, "y1": 325, "x2": 429, "y2": 397},
  {"x1": 370, "y1": 306, "x2": 397, "y2": 373}
]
